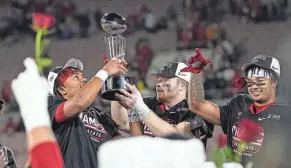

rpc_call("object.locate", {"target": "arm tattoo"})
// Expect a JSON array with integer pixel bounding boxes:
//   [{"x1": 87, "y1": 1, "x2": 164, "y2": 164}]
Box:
[{"x1": 188, "y1": 73, "x2": 205, "y2": 103}]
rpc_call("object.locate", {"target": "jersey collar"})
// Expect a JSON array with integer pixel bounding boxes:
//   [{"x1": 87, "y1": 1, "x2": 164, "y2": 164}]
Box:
[{"x1": 250, "y1": 101, "x2": 276, "y2": 115}]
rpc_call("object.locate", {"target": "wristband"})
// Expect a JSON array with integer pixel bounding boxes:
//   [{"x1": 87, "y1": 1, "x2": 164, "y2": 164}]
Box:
[
  {"x1": 95, "y1": 69, "x2": 109, "y2": 81},
  {"x1": 128, "y1": 109, "x2": 140, "y2": 122}
]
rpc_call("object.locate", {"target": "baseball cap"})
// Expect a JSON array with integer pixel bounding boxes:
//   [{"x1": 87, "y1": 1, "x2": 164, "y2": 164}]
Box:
[
  {"x1": 150, "y1": 62, "x2": 190, "y2": 82},
  {"x1": 47, "y1": 58, "x2": 84, "y2": 95},
  {"x1": 242, "y1": 55, "x2": 280, "y2": 78}
]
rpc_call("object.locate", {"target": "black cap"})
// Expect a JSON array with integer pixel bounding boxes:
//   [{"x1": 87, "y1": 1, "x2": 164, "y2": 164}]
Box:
[
  {"x1": 47, "y1": 58, "x2": 84, "y2": 95},
  {"x1": 242, "y1": 55, "x2": 280, "y2": 78},
  {"x1": 149, "y1": 62, "x2": 190, "y2": 82}
]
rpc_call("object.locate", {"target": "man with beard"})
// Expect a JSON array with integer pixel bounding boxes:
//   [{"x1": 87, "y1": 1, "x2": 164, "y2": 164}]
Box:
[
  {"x1": 47, "y1": 57, "x2": 127, "y2": 168},
  {"x1": 181, "y1": 48, "x2": 290, "y2": 166},
  {"x1": 113, "y1": 62, "x2": 213, "y2": 145}
]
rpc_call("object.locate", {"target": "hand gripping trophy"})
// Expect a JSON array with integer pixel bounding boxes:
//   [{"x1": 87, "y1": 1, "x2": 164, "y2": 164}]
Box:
[{"x1": 100, "y1": 13, "x2": 133, "y2": 100}]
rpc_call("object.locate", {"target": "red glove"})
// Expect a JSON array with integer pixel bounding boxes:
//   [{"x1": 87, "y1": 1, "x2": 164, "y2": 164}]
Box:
[
  {"x1": 103, "y1": 55, "x2": 109, "y2": 64},
  {"x1": 181, "y1": 48, "x2": 211, "y2": 74}
]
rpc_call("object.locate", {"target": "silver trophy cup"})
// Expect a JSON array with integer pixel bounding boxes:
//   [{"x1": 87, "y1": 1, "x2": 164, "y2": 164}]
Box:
[{"x1": 100, "y1": 13, "x2": 133, "y2": 101}]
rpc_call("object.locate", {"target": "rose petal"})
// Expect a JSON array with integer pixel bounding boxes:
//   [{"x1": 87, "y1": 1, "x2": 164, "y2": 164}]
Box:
[{"x1": 33, "y1": 13, "x2": 55, "y2": 30}]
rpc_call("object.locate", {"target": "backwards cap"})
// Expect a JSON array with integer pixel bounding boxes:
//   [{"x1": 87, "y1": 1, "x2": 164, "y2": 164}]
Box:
[{"x1": 47, "y1": 58, "x2": 84, "y2": 95}]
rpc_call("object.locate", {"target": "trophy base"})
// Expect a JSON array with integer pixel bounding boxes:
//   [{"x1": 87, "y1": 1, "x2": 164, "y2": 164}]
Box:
[{"x1": 101, "y1": 75, "x2": 134, "y2": 101}]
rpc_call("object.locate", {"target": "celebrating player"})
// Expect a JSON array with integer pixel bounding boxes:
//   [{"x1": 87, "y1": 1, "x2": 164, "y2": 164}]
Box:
[
  {"x1": 182, "y1": 48, "x2": 290, "y2": 165},
  {"x1": 114, "y1": 62, "x2": 213, "y2": 145},
  {"x1": 47, "y1": 57, "x2": 127, "y2": 168},
  {"x1": 12, "y1": 58, "x2": 64, "y2": 168}
]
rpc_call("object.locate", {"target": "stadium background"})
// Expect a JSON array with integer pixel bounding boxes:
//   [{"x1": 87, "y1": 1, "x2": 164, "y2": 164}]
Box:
[{"x1": 0, "y1": 0, "x2": 291, "y2": 166}]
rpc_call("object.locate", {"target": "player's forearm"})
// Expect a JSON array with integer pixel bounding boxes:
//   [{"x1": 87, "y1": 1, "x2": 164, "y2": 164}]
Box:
[
  {"x1": 188, "y1": 99, "x2": 221, "y2": 126},
  {"x1": 187, "y1": 73, "x2": 221, "y2": 125},
  {"x1": 27, "y1": 126, "x2": 56, "y2": 150},
  {"x1": 129, "y1": 122, "x2": 143, "y2": 136},
  {"x1": 196, "y1": 101, "x2": 221, "y2": 125},
  {"x1": 187, "y1": 72, "x2": 205, "y2": 109},
  {"x1": 143, "y1": 112, "x2": 177, "y2": 136},
  {"x1": 111, "y1": 101, "x2": 130, "y2": 131},
  {"x1": 67, "y1": 77, "x2": 104, "y2": 117}
]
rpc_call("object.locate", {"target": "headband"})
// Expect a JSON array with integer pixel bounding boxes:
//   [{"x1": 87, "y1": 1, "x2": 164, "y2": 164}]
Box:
[
  {"x1": 246, "y1": 67, "x2": 271, "y2": 78},
  {"x1": 58, "y1": 68, "x2": 81, "y2": 85}
]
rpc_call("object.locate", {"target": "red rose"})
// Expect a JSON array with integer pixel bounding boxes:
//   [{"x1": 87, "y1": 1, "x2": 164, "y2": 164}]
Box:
[
  {"x1": 217, "y1": 133, "x2": 227, "y2": 149},
  {"x1": 233, "y1": 76, "x2": 247, "y2": 89},
  {"x1": 33, "y1": 13, "x2": 55, "y2": 30},
  {"x1": 238, "y1": 119, "x2": 262, "y2": 143}
]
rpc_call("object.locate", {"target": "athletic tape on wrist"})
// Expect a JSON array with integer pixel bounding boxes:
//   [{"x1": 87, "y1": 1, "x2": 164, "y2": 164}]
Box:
[
  {"x1": 134, "y1": 102, "x2": 150, "y2": 121},
  {"x1": 95, "y1": 70, "x2": 108, "y2": 81}
]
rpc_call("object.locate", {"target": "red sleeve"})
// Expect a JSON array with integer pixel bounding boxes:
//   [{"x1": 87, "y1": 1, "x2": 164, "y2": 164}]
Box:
[
  {"x1": 30, "y1": 142, "x2": 64, "y2": 168},
  {"x1": 55, "y1": 102, "x2": 67, "y2": 123}
]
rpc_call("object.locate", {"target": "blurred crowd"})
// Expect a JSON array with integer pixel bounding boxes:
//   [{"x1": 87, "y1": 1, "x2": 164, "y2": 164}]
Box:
[
  {"x1": 229, "y1": 0, "x2": 288, "y2": 23},
  {"x1": 0, "y1": 0, "x2": 246, "y2": 110},
  {"x1": 1, "y1": 0, "x2": 92, "y2": 43},
  {"x1": 0, "y1": 0, "x2": 288, "y2": 133}
]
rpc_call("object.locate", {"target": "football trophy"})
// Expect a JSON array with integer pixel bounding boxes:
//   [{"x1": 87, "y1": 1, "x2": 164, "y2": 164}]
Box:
[{"x1": 100, "y1": 13, "x2": 133, "y2": 101}]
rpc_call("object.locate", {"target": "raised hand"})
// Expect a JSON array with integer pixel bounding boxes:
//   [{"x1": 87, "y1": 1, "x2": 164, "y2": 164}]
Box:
[
  {"x1": 102, "y1": 55, "x2": 128, "y2": 76},
  {"x1": 181, "y1": 48, "x2": 211, "y2": 74},
  {"x1": 115, "y1": 83, "x2": 140, "y2": 110},
  {"x1": 11, "y1": 57, "x2": 51, "y2": 131},
  {"x1": 116, "y1": 83, "x2": 151, "y2": 121}
]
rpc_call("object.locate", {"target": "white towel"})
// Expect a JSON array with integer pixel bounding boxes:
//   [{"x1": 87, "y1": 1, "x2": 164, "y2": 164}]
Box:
[{"x1": 98, "y1": 136, "x2": 205, "y2": 168}]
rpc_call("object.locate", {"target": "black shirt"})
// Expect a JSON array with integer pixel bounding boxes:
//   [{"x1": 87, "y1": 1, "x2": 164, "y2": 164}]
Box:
[
  {"x1": 48, "y1": 95, "x2": 119, "y2": 168},
  {"x1": 142, "y1": 97, "x2": 213, "y2": 144},
  {"x1": 220, "y1": 94, "x2": 290, "y2": 164},
  {"x1": 79, "y1": 107, "x2": 119, "y2": 151}
]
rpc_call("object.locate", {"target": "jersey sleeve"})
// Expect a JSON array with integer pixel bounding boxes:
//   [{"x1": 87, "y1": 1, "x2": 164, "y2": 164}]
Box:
[
  {"x1": 48, "y1": 96, "x2": 68, "y2": 129},
  {"x1": 30, "y1": 142, "x2": 64, "y2": 168}
]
